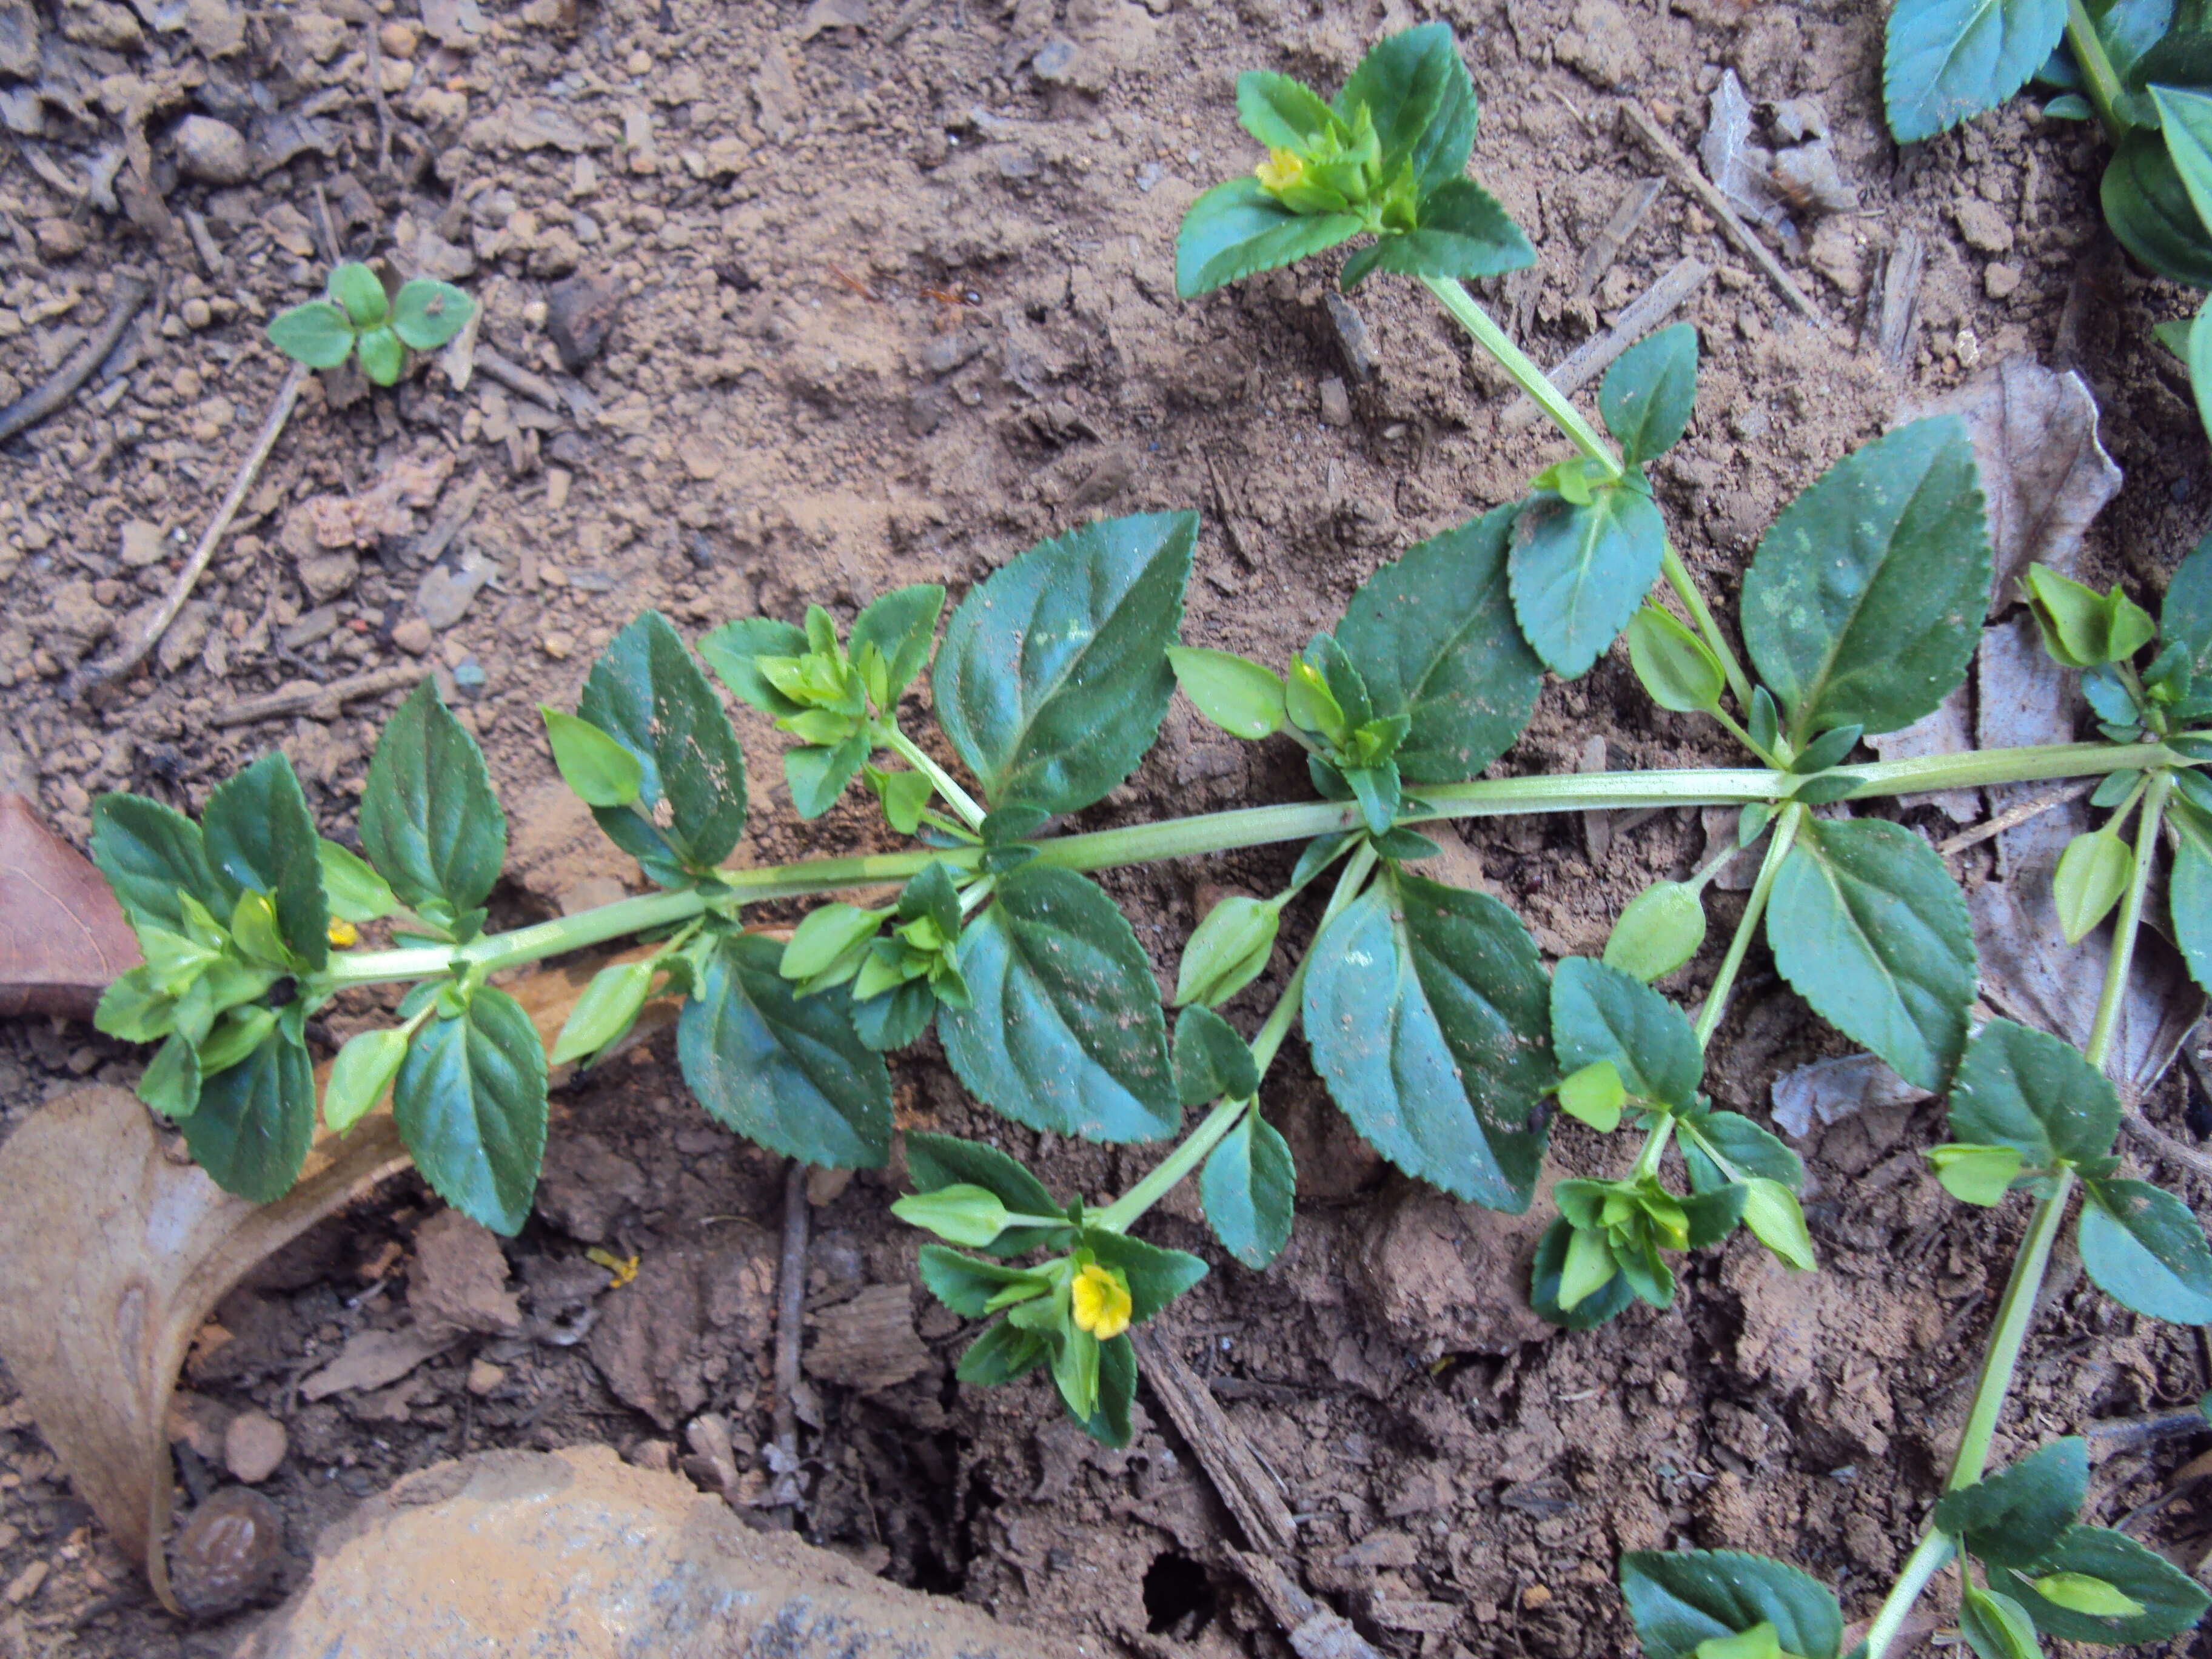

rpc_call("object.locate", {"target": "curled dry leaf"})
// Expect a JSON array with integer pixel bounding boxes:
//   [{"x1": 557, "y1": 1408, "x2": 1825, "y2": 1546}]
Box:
[
  {"x1": 1700, "y1": 70, "x2": 1799, "y2": 252},
  {"x1": 0, "y1": 791, "x2": 141, "y2": 1019},
  {"x1": 0, "y1": 953, "x2": 664, "y2": 1606},
  {"x1": 1771, "y1": 1051, "x2": 1932, "y2": 1139},
  {"x1": 1903, "y1": 357, "x2": 2122, "y2": 614}
]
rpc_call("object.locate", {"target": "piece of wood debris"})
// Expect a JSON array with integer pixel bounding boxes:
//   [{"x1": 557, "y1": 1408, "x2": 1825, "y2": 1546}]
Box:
[
  {"x1": 1576, "y1": 176, "x2": 1662, "y2": 298},
  {"x1": 0, "y1": 275, "x2": 150, "y2": 445},
  {"x1": 1618, "y1": 101, "x2": 1823, "y2": 324},
  {"x1": 1871, "y1": 226, "x2": 1925, "y2": 367},
  {"x1": 1501, "y1": 257, "x2": 1711, "y2": 429},
  {"x1": 1222, "y1": 1547, "x2": 1392, "y2": 1659},
  {"x1": 1131, "y1": 1328, "x2": 1296, "y2": 1557},
  {"x1": 212, "y1": 664, "x2": 423, "y2": 728}
]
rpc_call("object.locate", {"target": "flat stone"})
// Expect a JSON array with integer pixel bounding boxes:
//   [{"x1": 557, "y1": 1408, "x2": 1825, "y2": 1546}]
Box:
[
  {"x1": 233, "y1": 1447, "x2": 1078, "y2": 1659},
  {"x1": 118, "y1": 520, "x2": 166, "y2": 568},
  {"x1": 546, "y1": 273, "x2": 621, "y2": 371}
]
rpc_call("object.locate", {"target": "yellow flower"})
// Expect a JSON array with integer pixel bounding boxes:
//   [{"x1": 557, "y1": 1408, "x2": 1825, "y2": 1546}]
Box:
[
  {"x1": 1254, "y1": 147, "x2": 1305, "y2": 193},
  {"x1": 586, "y1": 1246, "x2": 640, "y2": 1289},
  {"x1": 326, "y1": 917, "x2": 358, "y2": 948},
  {"x1": 1070, "y1": 1263, "x2": 1132, "y2": 1340}
]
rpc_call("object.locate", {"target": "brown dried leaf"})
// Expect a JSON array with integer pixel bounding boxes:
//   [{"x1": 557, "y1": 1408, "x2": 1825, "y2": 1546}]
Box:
[
  {"x1": 1698, "y1": 70, "x2": 1795, "y2": 248},
  {"x1": 0, "y1": 793, "x2": 141, "y2": 1019},
  {"x1": 1904, "y1": 357, "x2": 2123, "y2": 614}
]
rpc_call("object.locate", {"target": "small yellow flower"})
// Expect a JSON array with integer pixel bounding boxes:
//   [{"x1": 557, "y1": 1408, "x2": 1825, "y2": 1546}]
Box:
[
  {"x1": 326, "y1": 917, "x2": 359, "y2": 948},
  {"x1": 1070, "y1": 1263, "x2": 1132, "y2": 1340},
  {"x1": 586, "y1": 1246, "x2": 640, "y2": 1289},
  {"x1": 1254, "y1": 147, "x2": 1305, "y2": 193}
]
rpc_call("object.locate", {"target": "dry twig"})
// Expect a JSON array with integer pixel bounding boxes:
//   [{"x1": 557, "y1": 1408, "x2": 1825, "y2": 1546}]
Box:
[
  {"x1": 1936, "y1": 781, "x2": 2097, "y2": 857},
  {"x1": 210, "y1": 664, "x2": 423, "y2": 728},
  {"x1": 0, "y1": 276, "x2": 151, "y2": 445},
  {"x1": 1130, "y1": 1328, "x2": 1297, "y2": 1555},
  {"x1": 768, "y1": 1159, "x2": 809, "y2": 1516},
  {"x1": 69, "y1": 364, "x2": 307, "y2": 699},
  {"x1": 1501, "y1": 257, "x2": 1711, "y2": 430}
]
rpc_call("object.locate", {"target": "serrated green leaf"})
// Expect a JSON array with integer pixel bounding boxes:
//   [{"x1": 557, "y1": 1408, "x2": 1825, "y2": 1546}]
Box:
[
  {"x1": 851, "y1": 583, "x2": 947, "y2": 702},
  {"x1": 934, "y1": 513, "x2": 1193, "y2": 815},
  {"x1": 390, "y1": 278, "x2": 472, "y2": 350},
  {"x1": 1946, "y1": 1018, "x2": 2120, "y2": 1168},
  {"x1": 266, "y1": 301, "x2": 356, "y2": 369},
  {"x1": 1550, "y1": 956, "x2": 1701, "y2": 1109},
  {"x1": 394, "y1": 987, "x2": 547, "y2": 1235},
  {"x1": 1167, "y1": 646, "x2": 1285, "y2": 740},
  {"x1": 1681, "y1": 1111, "x2": 1805, "y2": 1190},
  {"x1": 1235, "y1": 70, "x2": 1341, "y2": 151},
  {"x1": 1171, "y1": 1004, "x2": 1258, "y2": 1107},
  {"x1": 1199, "y1": 1106, "x2": 1294, "y2": 1269},
  {"x1": 1174, "y1": 177, "x2": 1361, "y2": 298},
  {"x1": 1742, "y1": 418, "x2": 1988, "y2": 743},
  {"x1": 1507, "y1": 484, "x2": 1667, "y2": 680},
  {"x1": 181, "y1": 1025, "x2": 313, "y2": 1203},
  {"x1": 90, "y1": 793, "x2": 228, "y2": 933},
  {"x1": 201, "y1": 752, "x2": 329, "y2": 971},
  {"x1": 1304, "y1": 867, "x2": 1552, "y2": 1209},
  {"x1": 1356, "y1": 179, "x2": 1534, "y2": 284},
  {"x1": 1936, "y1": 1438, "x2": 2087, "y2": 1568},
  {"x1": 1882, "y1": 0, "x2": 2068, "y2": 141},
  {"x1": 578, "y1": 611, "x2": 747, "y2": 880},
  {"x1": 1989, "y1": 1525, "x2": 2209, "y2": 1644},
  {"x1": 697, "y1": 617, "x2": 810, "y2": 716},
  {"x1": 2078, "y1": 1176, "x2": 2212, "y2": 1322},
  {"x1": 1336, "y1": 503, "x2": 1543, "y2": 781},
  {"x1": 1617, "y1": 1549, "x2": 1845, "y2": 1659},
  {"x1": 1333, "y1": 21, "x2": 1474, "y2": 197},
  {"x1": 1768, "y1": 817, "x2": 1976, "y2": 1092},
  {"x1": 937, "y1": 864, "x2": 1176, "y2": 1143},
  {"x1": 359, "y1": 679, "x2": 506, "y2": 930},
  {"x1": 1604, "y1": 881, "x2": 1708, "y2": 982},
  {"x1": 2165, "y1": 524, "x2": 2212, "y2": 691},
  {"x1": 956, "y1": 1318, "x2": 1051, "y2": 1386},
  {"x1": 540, "y1": 707, "x2": 643, "y2": 807},
  {"x1": 678, "y1": 930, "x2": 891, "y2": 1168},
  {"x1": 323, "y1": 1026, "x2": 407, "y2": 1134},
  {"x1": 784, "y1": 736, "x2": 868, "y2": 821},
  {"x1": 1600, "y1": 323, "x2": 1698, "y2": 465}
]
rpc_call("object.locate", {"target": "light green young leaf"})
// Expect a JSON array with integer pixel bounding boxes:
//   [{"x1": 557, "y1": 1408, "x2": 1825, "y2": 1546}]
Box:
[
  {"x1": 697, "y1": 617, "x2": 809, "y2": 716},
  {"x1": 1507, "y1": 484, "x2": 1667, "y2": 680},
  {"x1": 1333, "y1": 21, "x2": 1474, "y2": 198},
  {"x1": 905, "y1": 1130, "x2": 1068, "y2": 1257},
  {"x1": 1174, "y1": 893, "x2": 1279, "y2": 1008},
  {"x1": 1741, "y1": 417, "x2": 1989, "y2": 744},
  {"x1": 550, "y1": 957, "x2": 658, "y2": 1065},
  {"x1": 266, "y1": 301, "x2": 356, "y2": 369},
  {"x1": 891, "y1": 1184, "x2": 1014, "y2": 1249},
  {"x1": 1990, "y1": 1524, "x2": 2209, "y2": 1644},
  {"x1": 355, "y1": 326, "x2": 404, "y2": 386},
  {"x1": 1959, "y1": 1586, "x2": 2043, "y2": 1659},
  {"x1": 317, "y1": 838, "x2": 397, "y2": 924},
  {"x1": 2051, "y1": 828, "x2": 2131, "y2": 944},
  {"x1": 850, "y1": 583, "x2": 947, "y2": 702},
  {"x1": 389, "y1": 278, "x2": 473, "y2": 350},
  {"x1": 540, "y1": 707, "x2": 644, "y2": 807},
  {"x1": 1768, "y1": 817, "x2": 1976, "y2": 1092},
  {"x1": 1556, "y1": 1061, "x2": 1625, "y2": 1133},
  {"x1": 934, "y1": 512, "x2": 1195, "y2": 814},
  {"x1": 138, "y1": 1033, "x2": 201, "y2": 1122},
  {"x1": 1604, "y1": 881, "x2": 1707, "y2": 982},
  {"x1": 1167, "y1": 646, "x2": 1286, "y2": 740},
  {"x1": 90, "y1": 793, "x2": 228, "y2": 933},
  {"x1": 2077, "y1": 1176, "x2": 2212, "y2": 1323},
  {"x1": 1304, "y1": 867, "x2": 1552, "y2": 1210},
  {"x1": 1199, "y1": 1106, "x2": 1295, "y2": 1269},
  {"x1": 1627, "y1": 605, "x2": 1725, "y2": 714},
  {"x1": 323, "y1": 1027, "x2": 409, "y2": 1133},
  {"x1": 1738, "y1": 1179, "x2": 1814, "y2": 1270},
  {"x1": 1234, "y1": 70, "x2": 1341, "y2": 152},
  {"x1": 1529, "y1": 1217, "x2": 1634, "y2": 1328},
  {"x1": 329, "y1": 263, "x2": 389, "y2": 327},
  {"x1": 1929, "y1": 1142, "x2": 2025, "y2": 1206}
]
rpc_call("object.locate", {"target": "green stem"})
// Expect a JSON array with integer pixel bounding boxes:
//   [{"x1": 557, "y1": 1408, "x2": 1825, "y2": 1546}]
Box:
[
  {"x1": 1421, "y1": 276, "x2": 1617, "y2": 472},
  {"x1": 322, "y1": 745, "x2": 2171, "y2": 990},
  {"x1": 884, "y1": 726, "x2": 987, "y2": 831},
  {"x1": 2086, "y1": 769, "x2": 2171, "y2": 1074},
  {"x1": 1708, "y1": 706, "x2": 1774, "y2": 769},
  {"x1": 1095, "y1": 843, "x2": 1379, "y2": 1234},
  {"x1": 1692, "y1": 805, "x2": 1801, "y2": 1048},
  {"x1": 2065, "y1": 0, "x2": 2130, "y2": 144}
]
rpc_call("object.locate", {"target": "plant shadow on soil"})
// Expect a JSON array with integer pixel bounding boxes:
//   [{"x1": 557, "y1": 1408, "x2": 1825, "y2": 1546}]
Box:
[{"x1": 3, "y1": 0, "x2": 2212, "y2": 1654}]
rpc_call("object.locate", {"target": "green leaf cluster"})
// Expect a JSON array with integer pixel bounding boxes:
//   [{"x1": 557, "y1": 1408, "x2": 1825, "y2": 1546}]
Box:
[
  {"x1": 1175, "y1": 24, "x2": 1532, "y2": 297},
  {"x1": 266, "y1": 262, "x2": 474, "y2": 386}
]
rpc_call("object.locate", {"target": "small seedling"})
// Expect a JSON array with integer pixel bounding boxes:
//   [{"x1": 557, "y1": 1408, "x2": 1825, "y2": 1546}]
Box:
[{"x1": 267, "y1": 261, "x2": 474, "y2": 386}]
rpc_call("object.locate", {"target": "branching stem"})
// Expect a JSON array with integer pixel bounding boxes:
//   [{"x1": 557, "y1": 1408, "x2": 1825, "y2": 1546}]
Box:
[
  {"x1": 883, "y1": 726, "x2": 987, "y2": 831},
  {"x1": 1692, "y1": 805, "x2": 1800, "y2": 1048}
]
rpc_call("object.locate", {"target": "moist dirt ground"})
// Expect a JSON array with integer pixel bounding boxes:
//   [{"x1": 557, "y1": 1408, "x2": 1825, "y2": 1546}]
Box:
[{"x1": 4, "y1": 0, "x2": 2212, "y2": 1654}]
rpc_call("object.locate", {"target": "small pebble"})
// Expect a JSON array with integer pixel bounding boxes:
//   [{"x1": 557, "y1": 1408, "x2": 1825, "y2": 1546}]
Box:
[
  {"x1": 223, "y1": 1410, "x2": 287, "y2": 1484},
  {"x1": 546, "y1": 469, "x2": 571, "y2": 512},
  {"x1": 170, "y1": 1487, "x2": 282, "y2": 1620},
  {"x1": 626, "y1": 48, "x2": 652, "y2": 73},
  {"x1": 1983, "y1": 262, "x2": 2021, "y2": 300},
  {"x1": 541, "y1": 631, "x2": 576, "y2": 660},
  {"x1": 392, "y1": 617, "x2": 435, "y2": 656},
  {"x1": 466, "y1": 1359, "x2": 505, "y2": 1395},
  {"x1": 33, "y1": 218, "x2": 86, "y2": 261},
  {"x1": 5, "y1": 1561, "x2": 45, "y2": 1605},
  {"x1": 1520, "y1": 1584, "x2": 1552, "y2": 1610},
  {"x1": 173, "y1": 115, "x2": 252, "y2": 186},
  {"x1": 181, "y1": 297, "x2": 213, "y2": 330},
  {"x1": 378, "y1": 19, "x2": 419, "y2": 56},
  {"x1": 1318, "y1": 375, "x2": 1352, "y2": 427}
]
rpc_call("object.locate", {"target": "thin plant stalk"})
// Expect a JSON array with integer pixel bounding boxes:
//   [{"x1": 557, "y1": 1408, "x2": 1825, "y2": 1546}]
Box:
[{"x1": 1692, "y1": 805, "x2": 1801, "y2": 1048}]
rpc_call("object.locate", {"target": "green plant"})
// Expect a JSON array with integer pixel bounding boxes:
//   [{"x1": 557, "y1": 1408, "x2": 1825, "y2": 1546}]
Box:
[{"x1": 266, "y1": 261, "x2": 473, "y2": 386}]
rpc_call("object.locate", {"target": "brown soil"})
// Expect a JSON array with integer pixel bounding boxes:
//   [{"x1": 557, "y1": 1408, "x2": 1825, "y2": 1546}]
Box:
[{"x1": 3, "y1": 0, "x2": 2211, "y2": 1654}]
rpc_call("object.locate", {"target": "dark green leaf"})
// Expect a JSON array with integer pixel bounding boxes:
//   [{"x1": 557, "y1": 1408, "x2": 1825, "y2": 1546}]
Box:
[
  {"x1": 1065, "y1": 1332, "x2": 1136, "y2": 1447},
  {"x1": 2078, "y1": 1176, "x2": 2212, "y2": 1322},
  {"x1": 1333, "y1": 22, "x2": 1474, "y2": 196},
  {"x1": 917, "y1": 1247, "x2": 1044, "y2": 1318},
  {"x1": 1935, "y1": 1438, "x2": 2087, "y2": 1568},
  {"x1": 851, "y1": 980, "x2": 937, "y2": 1052},
  {"x1": 2163, "y1": 526, "x2": 2212, "y2": 685},
  {"x1": 138, "y1": 1033, "x2": 201, "y2": 1121},
  {"x1": 90, "y1": 793, "x2": 227, "y2": 931},
  {"x1": 2102, "y1": 130, "x2": 2212, "y2": 289},
  {"x1": 1529, "y1": 1216, "x2": 1634, "y2": 1328},
  {"x1": 1304, "y1": 867, "x2": 1552, "y2": 1210},
  {"x1": 784, "y1": 736, "x2": 868, "y2": 821},
  {"x1": 389, "y1": 278, "x2": 472, "y2": 351},
  {"x1": 394, "y1": 987, "x2": 547, "y2": 1235},
  {"x1": 1199, "y1": 1107, "x2": 1295, "y2": 1269},
  {"x1": 266, "y1": 301, "x2": 356, "y2": 369},
  {"x1": 1882, "y1": 0, "x2": 2068, "y2": 141},
  {"x1": 697, "y1": 617, "x2": 809, "y2": 717},
  {"x1": 1946, "y1": 1017, "x2": 2121, "y2": 1168},
  {"x1": 359, "y1": 679, "x2": 506, "y2": 928},
  {"x1": 1617, "y1": 1549, "x2": 1845, "y2": 1659},
  {"x1": 2157, "y1": 84, "x2": 2212, "y2": 241},
  {"x1": 1174, "y1": 177, "x2": 1361, "y2": 298},
  {"x1": 1991, "y1": 1524, "x2": 2210, "y2": 1644},
  {"x1": 934, "y1": 512, "x2": 1194, "y2": 815},
  {"x1": 1172, "y1": 1004, "x2": 1258, "y2": 1106},
  {"x1": 1599, "y1": 323, "x2": 1698, "y2": 464},
  {"x1": 355, "y1": 326, "x2": 404, "y2": 386},
  {"x1": 851, "y1": 583, "x2": 946, "y2": 700},
  {"x1": 679, "y1": 931, "x2": 891, "y2": 1168},
  {"x1": 1507, "y1": 484, "x2": 1667, "y2": 680},
  {"x1": 1336, "y1": 503, "x2": 1543, "y2": 782},
  {"x1": 1791, "y1": 724, "x2": 1863, "y2": 775},
  {"x1": 1681, "y1": 1183, "x2": 1748, "y2": 1248},
  {"x1": 1235, "y1": 70, "x2": 1341, "y2": 151},
  {"x1": 1749, "y1": 685, "x2": 1780, "y2": 754},
  {"x1": 1550, "y1": 957, "x2": 1701, "y2": 1109},
  {"x1": 1791, "y1": 773, "x2": 1865, "y2": 806},
  {"x1": 1768, "y1": 817, "x2": 1976, "y2": 1092},
  {"x1": 1741, "y1": 418, "x2": 1989, "y2": 743},
  {"x1": 2172, "y1": 814, "x2": 2212, "y2": 996},
  {"x1": 956, "y1": 1318, "x2": 1050, "y2": 1385},
  {"x1": 937, "y1": 865, "x2": 1176, "y2": 1143},
  {"x1": 181, "y1": 1026, "x2": 313, "y2": 1204},
  {"x1": 201, "y1": 752, "x2": 329, "y2": 970},
  {"x1": 578, "y1": 611, "x2": 747, "y2": 877},
  {"x1": 1356, "y1": 180, "x2": 1534, "y2": 284},
  {"x1": 905, "y1": 1130, "x2": 1067, "y2": 1254},
  {"x1": 1084, "y1": 1230, "x2": 1208, "y2": 1322}
]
